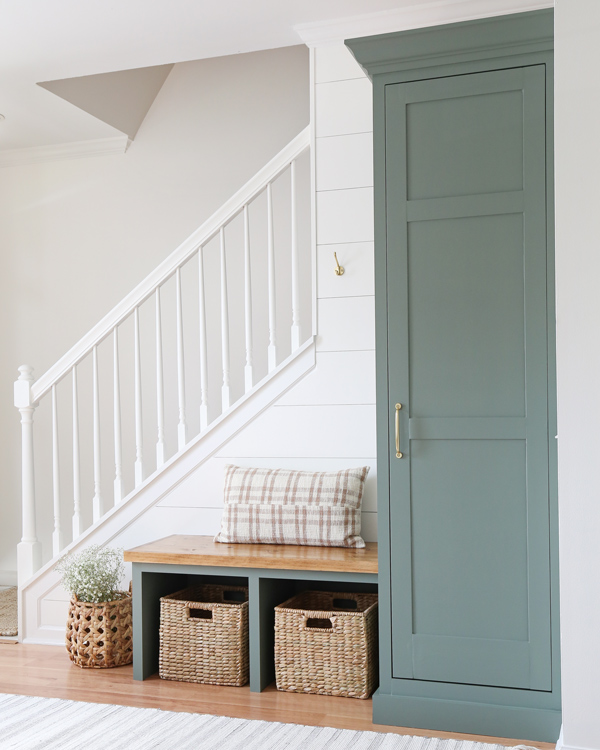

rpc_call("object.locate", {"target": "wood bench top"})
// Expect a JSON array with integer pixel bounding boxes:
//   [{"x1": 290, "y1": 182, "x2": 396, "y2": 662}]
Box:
[{"x1": 124, "y1": 535, "x2": 378, "y2": 574}]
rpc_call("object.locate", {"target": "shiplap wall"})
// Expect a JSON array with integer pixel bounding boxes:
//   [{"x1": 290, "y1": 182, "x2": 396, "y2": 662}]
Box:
[
  {"x1": 39, "y1": 44, "x2": 377, "y2": 631},
  {"x1": 148, "y1": 42, "x2": 377, "y2": 542}
]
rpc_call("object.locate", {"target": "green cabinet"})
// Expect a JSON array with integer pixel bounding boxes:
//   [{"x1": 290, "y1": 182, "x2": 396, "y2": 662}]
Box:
[{"x1": 347, "y1": 9, "x2": 560, "y2": 743}]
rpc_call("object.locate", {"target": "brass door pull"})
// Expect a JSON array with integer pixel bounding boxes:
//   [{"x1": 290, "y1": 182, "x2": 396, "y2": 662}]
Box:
[{"x1": 395, "y1": 403, "x2": 403, "y2": 458}]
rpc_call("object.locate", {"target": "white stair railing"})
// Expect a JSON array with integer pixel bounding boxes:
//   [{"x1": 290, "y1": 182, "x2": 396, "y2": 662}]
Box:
[{"x1": 14, "y1": 127, "x2": 311, "y2": 586}]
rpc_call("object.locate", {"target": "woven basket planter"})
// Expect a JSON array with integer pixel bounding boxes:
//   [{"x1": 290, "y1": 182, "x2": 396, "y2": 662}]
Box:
[
  {"x1": 159, "y1": 583, "x2": 249, "y2": 686},
  {"x1": 275, "y1": 590, "x2": 378, "y2": 699},
  {"x1": 66, "y1": 592, "x2": 133, "y2": 669}
]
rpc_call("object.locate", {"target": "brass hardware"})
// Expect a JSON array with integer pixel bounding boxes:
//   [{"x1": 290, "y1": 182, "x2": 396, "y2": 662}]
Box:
[
  {"x1": 334, "y1": 252, "x2": 345, "y2": 276},
  {"x1": 395, "y1": 403, "x2": 403, "y2": 458}
]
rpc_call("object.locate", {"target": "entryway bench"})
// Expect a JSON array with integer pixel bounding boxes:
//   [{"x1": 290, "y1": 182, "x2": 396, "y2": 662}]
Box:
[{"x1": 125, "y1": 535, "x2": 378, "y2": 692}]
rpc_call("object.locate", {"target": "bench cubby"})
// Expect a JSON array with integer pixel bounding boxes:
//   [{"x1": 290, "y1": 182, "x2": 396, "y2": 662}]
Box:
[{"x1": 125, "y1": 535, "x2": 378, "y2": 693}]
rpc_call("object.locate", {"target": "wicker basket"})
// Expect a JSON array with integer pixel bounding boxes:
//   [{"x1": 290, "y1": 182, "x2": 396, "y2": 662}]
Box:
[
  {"x1": 159, "y1": 584, "x2": 249, "y2": 686},
  {"x1": 274, "y1": 590, "x2": 378, "y2": 699},
  {"x1": 66, "y1": 592, "x2": 133, "y2": 669}
]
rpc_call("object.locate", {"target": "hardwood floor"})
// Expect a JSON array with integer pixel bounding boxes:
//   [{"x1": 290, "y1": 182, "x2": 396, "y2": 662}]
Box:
[{"x1": 0, "y1": 643, "x2": 554, "y2": 749}]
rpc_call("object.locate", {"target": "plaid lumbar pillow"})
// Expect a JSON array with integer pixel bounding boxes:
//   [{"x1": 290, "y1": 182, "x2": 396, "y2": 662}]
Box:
[{"x1": 215, "y1": 465, "x2": 370, "y2": 548}]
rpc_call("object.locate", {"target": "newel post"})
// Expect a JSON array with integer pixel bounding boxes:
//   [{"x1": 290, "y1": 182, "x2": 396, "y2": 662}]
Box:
[{"x1": 14, "y1": 365, "x2": 42, "y2": 586}]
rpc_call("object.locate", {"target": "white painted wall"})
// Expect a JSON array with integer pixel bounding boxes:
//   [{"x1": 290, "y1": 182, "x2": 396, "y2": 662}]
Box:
[
  {"x1": 0, "y1": 45, "x2": 310, "y2": 581},
  {"x1": 555, "y1": 2, "x2": 600, "y2": 749}
]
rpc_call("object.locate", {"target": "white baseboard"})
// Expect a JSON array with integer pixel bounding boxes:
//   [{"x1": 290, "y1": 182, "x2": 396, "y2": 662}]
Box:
[
  {"x1": 555, "y1": 726, "x2": 600, "y2": 750},
  {"x1": 21, "y1": 637, "x2": 64, "y2": 647},
  {"x1": 0, "y1": 570, "x2": 17, "y2": 587}
]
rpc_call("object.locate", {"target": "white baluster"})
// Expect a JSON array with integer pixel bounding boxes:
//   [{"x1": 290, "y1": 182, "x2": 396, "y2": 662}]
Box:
[
  {"x1": 113, "y1": 328, "x2": 123, "y2": 503},
  {"x1": 290, "y1": 160, "x2": 301, "y2": 351},
  {"x1": 51, "y1": 385, "x2": 63, "y2": 556},
  {"x1": 243, "y1": 205, "x2": 254, "y2": 393},
  {"x1": 176, "y1": 267, "x2": 187, "y2": 450},
  {"x1": 14, "y1": 365, "x2": 42, "y2": 585},
  {"x1": 267, "y1": 182, "x2": 277, "y2": 371},
  {"x1": 134, "y1": 307, "x2": 143, "y2": 487},
  {"x1": 155, "y1": 289, "x2": 165, "y2": 466},
  {"x1": 92, "y1": 346, "x2": 103, "y2": 522},
  {"x1": 198, "y1": 247, "x2": 209, "y2": 431},
  {"x1": 72, "y1": 367, "x2": 81, "y2": 538},
  {"x1": 220, "y1": 227, "x2": 231, "y2": 411}
]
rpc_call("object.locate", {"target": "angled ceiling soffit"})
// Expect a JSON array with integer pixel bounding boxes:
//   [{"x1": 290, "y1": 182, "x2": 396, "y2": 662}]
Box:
[{"x1": 38, "y1": 64, "x2": 174, "y2": 140}]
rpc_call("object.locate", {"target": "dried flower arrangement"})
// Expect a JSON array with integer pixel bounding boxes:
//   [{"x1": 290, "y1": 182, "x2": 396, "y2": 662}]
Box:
[
  {"x1": 56, "y1": 544, "x2": 125, "y2": 603},
  {"x1": 56, "y1": 545, "x2": 133, "y2": 669}
]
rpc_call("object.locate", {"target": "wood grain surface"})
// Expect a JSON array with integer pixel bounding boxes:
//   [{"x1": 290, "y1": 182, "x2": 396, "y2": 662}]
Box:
[
  {"x1": 0, "y1": 643, "x2": 554, "y2": 749},
  {"x1": 124, "y1": 535, "x2": 378, "y2": 574}
]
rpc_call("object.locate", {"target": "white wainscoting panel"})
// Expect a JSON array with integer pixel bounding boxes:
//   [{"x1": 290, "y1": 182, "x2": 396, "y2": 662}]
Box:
[
  {"x1": 315, "y1": 78, "x2": 373, "y2": 137},
  {"x1": 40, "y1": 598, "x2": 69, "y2": 627},
  {"x1": 316, "y1": 133, "x2": 373, "y2": 191},
  {"x1": 44, "y1": 583, "x2": 70, "y2": 602},
  {"x1": 219, "y1": 404, "x2": 376, "y2": 458},
  {"x1": 317, "y1": 242, "x2": 375, "y2": 299},
  {"x1": 277, "y1": 350, "x2": 376, "y2": 406},
  {"x1": 317, "y1": 296, "x2": 375, "y2": 352},
  {"x1": 316, "y1": 187, "x2": 374, "y2": 245},
  {"x1": 315, "y1": 43, "x2": 368, "y2": 84}
]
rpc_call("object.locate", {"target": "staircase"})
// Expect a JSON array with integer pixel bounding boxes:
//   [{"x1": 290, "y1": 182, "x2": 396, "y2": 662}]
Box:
[{"x1": 14, "y1": 127, "x2": 314, "y2": 643}]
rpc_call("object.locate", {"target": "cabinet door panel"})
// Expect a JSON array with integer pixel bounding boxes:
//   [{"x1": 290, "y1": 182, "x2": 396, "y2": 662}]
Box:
[
  {"x1": 406, "y1": 87, "x2": 524, "y2": 199},
  {"x1": 386, "y1": 65, "x2": 551, "y2": 691},
  {"x1": 408, "y1": 213, "x2": 526, "y2": 418},
  {"x1": 410, "y1": 439, "x2": 529, "y2": 645}
]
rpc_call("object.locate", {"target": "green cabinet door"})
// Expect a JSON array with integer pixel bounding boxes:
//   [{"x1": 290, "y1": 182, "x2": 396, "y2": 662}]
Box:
[{"x1": 386, "y1": 65, "x2": 552, "y2": 691}]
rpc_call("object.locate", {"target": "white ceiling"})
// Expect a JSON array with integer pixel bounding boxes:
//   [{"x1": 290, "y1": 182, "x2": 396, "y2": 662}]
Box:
[
  {"x1": 0, "y1": 0, "x2": 399, "y2": 151},
  {"x1": 0, "y1": 0, "x2": 548, "y2": 152}
]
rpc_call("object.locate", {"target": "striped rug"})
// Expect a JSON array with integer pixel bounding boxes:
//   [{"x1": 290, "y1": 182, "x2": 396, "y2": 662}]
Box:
[{"x1": 0, "y1": 693, "x2": 532, "y2": 750}]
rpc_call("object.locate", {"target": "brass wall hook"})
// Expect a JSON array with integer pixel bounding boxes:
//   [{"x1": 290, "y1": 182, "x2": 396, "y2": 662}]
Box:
[{"x1": 334, "y1": 252, "x2": 345, "y2": 276}]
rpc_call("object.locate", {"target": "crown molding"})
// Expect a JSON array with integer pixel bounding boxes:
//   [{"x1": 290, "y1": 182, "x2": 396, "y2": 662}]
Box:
[
  {"x1": 0, "y1": 135, "x2": 131, "y2": 168},
  {"x1": 346, "y1": 7, "x2": 552, "y2": 78},
  {"x1": 294, "y1": 0, "x2": 553, "y2": 47}
]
